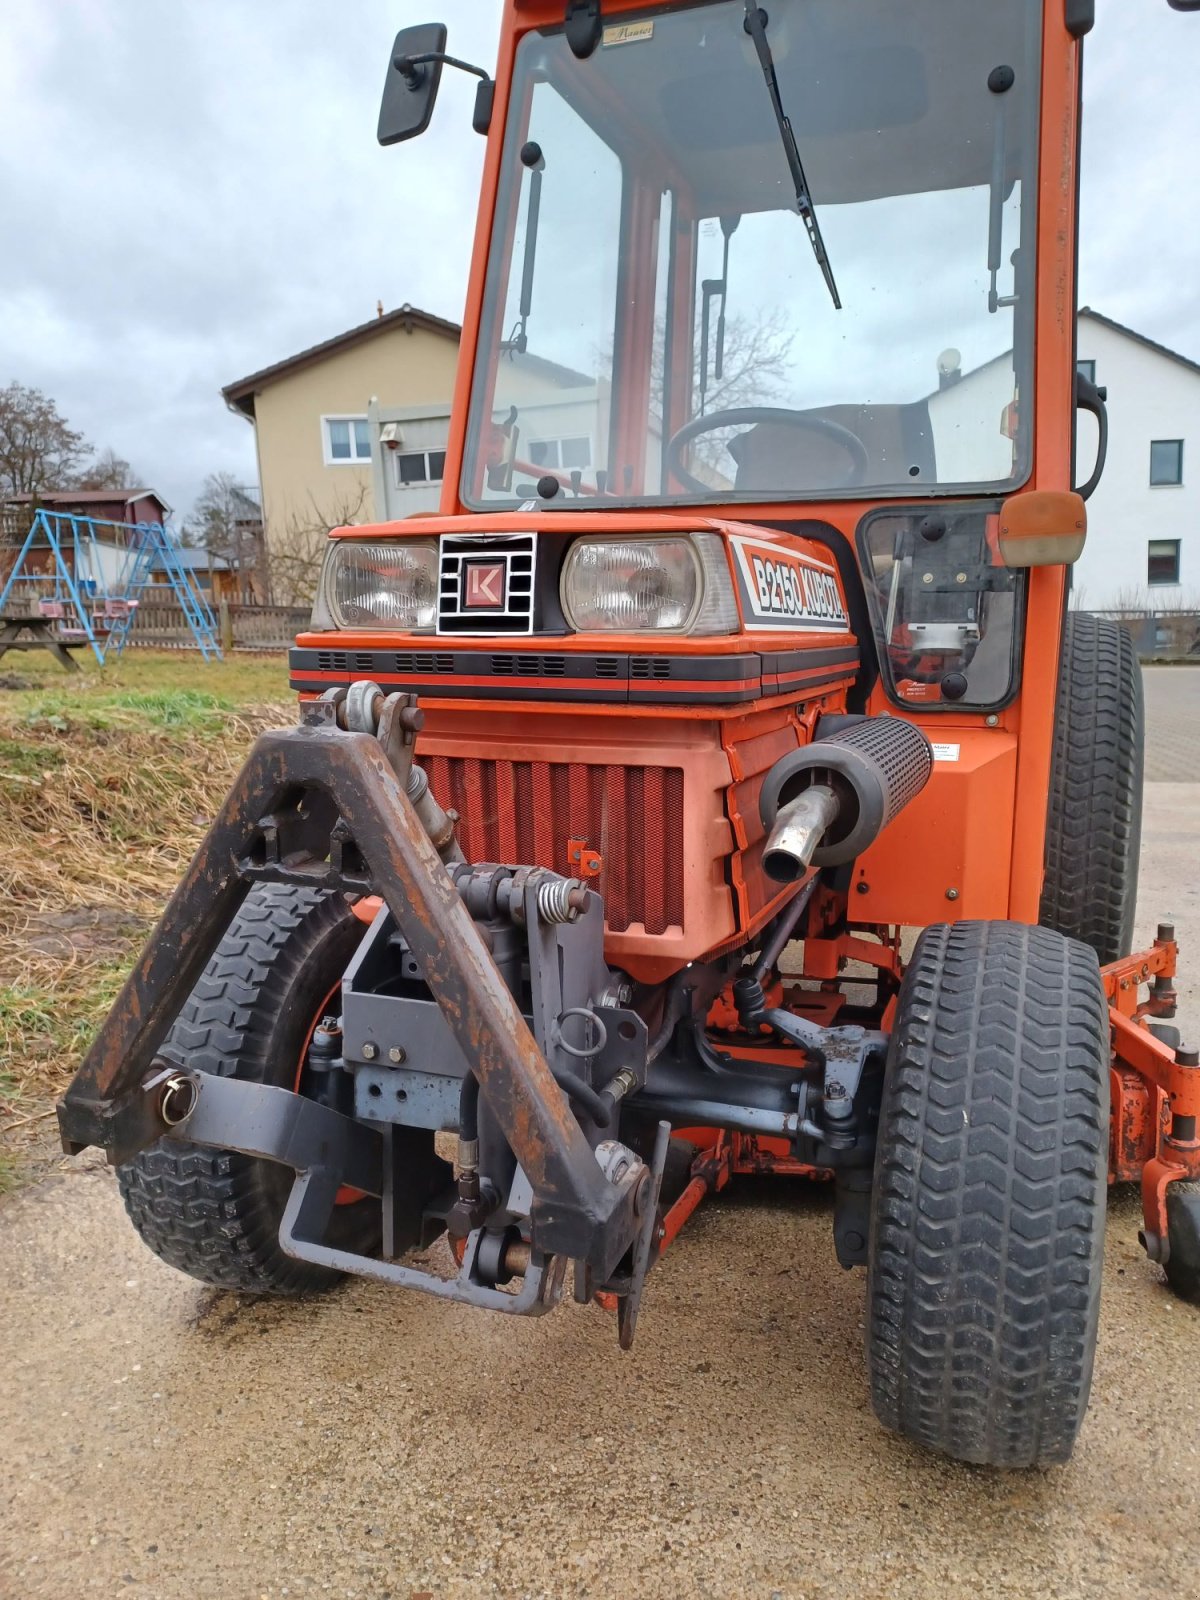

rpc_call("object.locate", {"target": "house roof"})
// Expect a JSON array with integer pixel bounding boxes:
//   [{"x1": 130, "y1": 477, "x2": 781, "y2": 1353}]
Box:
[
  {"x1": 155, "y1": 547, "x2": 230, "y2": 572},
  {"x1": 1080, "y1": 307, "x2": 1200, "y2": 380},
  {"x1": 222, "y1": 303, "x2": 462, "y2": 419},
  {"x1": 3, "y1": 487, "x2": 173, "y2": 517}
]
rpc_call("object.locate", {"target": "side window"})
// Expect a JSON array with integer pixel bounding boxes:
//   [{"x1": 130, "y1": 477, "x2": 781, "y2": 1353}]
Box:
[
  {"x1": 1148, "y1": 539, "x2": 1181, "y2": 586},
  {"x1": 393, "y1": 450, "x2": 447, "y2": 487},
  {"x1": 1150, "y1": 439, "x2": 1183, "y2": 486},
  {"x1": 324, "y1": 416, "x2": 370, "y2": 464},
  {"x1": 471, "y1": 76, "x2": 622, "y2": 500}
]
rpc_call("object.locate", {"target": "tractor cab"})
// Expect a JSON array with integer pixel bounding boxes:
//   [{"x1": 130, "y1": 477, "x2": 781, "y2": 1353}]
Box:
[{"x1": 59, "y1": 0, "x2": 1200, "y2": 1473}]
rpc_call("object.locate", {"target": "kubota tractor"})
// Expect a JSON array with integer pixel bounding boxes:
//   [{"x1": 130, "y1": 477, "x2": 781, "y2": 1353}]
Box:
[{"x1": 59, "y1": 0, "x2": 1200, "y2": 1468}]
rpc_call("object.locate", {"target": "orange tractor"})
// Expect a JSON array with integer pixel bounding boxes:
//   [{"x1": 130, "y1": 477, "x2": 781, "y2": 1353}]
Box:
[{"x1": 60, "y1": 0, "x2": 1199, "y2": 1468}]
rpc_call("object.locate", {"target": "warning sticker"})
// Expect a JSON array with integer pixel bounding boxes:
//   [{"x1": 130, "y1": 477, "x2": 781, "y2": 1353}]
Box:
[
  {"x1": 602, "y1": 20, "x2": 654, "y2": 46},
  {"x1": 931, "y1": 743, "x2": 961, "y2": 762}
]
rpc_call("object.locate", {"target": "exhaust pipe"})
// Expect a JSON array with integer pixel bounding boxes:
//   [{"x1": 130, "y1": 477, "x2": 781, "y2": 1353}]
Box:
[
  {"x1": 759, "y1": 717, "x2": 933, "y2": 880},
  {"x1": 761, "y1": 784, "x2": 840, "y2": 883}
]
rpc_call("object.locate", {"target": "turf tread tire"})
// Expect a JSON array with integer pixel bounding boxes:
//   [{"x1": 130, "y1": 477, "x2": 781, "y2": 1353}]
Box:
[
  {"x1": 1040, "y1": 613, "x2": 1144, "y2": 964},
  {"x1": 866, "y1": 920, "x2": 1109, "y2": 1468},
  {"x1": 116, "y1": 884, "x2": 376, "y2": 1295}
]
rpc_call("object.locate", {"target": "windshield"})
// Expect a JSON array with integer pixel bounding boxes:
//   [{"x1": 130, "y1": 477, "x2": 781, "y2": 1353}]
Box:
[{"x1": 462, "y1": 0, "x2": 1042, "y2": 510}]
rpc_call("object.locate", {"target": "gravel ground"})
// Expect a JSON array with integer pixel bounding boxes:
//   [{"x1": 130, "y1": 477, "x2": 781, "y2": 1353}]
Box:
[{"x1": 2, "y1": 671, "x2": 1198, "y2": 1600}]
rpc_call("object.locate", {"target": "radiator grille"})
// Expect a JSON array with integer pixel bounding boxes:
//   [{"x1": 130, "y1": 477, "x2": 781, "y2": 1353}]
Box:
[{"x1": 425, "y1": 756, "x2": 685, "y2": 935}]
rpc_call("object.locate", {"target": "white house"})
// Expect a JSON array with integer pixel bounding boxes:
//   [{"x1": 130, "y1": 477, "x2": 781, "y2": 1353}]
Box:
[{"x1": 1073, "y1": 308, "x2": 1199, "y2": 613}]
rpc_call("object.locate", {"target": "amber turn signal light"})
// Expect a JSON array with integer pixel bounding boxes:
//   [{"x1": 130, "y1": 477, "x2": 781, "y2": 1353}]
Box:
[{"x1": 996, "y1": 490, "x2": 1087, "y2": 567}]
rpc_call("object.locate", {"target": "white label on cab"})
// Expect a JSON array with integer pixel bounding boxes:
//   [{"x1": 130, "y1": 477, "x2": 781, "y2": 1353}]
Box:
[
  {"x1": 932, "y1": 743, "x2": 961, "y2": 762},
  {"x1": 729, "y1": 536, "x2": 849, "y2": 631}
]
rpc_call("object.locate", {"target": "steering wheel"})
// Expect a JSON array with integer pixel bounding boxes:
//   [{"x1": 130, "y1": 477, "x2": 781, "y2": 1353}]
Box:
[{"x1": 666, "y1": 406, "x2": 870, "y2": 496}]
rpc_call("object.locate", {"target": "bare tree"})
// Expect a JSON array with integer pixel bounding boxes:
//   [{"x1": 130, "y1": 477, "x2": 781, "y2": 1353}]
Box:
[
  {"x1": 647, "y1": 306, "x2": 796, "y2": 474},
  {"x1": 74, "y1": 446, "x2": 139, "y2": 491},
  {"x1": 266, "y1": 483, "x2": 371, "y2": 607},
  {"x1": 0, "y1": 382, "x2": 90, "y2": 497},
  {"x1": 193, "y1": 471, "x2": 266, "y2": 602}
]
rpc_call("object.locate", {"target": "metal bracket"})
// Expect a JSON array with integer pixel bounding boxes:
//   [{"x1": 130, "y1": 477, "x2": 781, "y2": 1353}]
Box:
[
  {"x1": 57, "y1": 711, "x2": 642, "y2": 1276},
  {"x1": 617, "y1": 1119, "x2": 670, "y2": 1350},
  {"x1": 280, "y1": 1168, "x2": 568, "y2": 1315}
]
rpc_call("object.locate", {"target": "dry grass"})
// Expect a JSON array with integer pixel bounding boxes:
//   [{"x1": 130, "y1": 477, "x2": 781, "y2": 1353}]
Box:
[{"x1": 0, "y1": 650, "x2": 293, "y2": 1181}]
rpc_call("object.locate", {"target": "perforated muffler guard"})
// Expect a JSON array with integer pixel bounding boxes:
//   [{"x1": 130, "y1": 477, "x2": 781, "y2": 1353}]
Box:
[{"x1": 758, "y1": 716, "x2": 934, "y2": 866}]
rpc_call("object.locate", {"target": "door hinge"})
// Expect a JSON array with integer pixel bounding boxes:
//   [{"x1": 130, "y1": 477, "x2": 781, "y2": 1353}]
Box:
[{"x1": 565, "y1": 1, "x2": 602, "y2": 60}]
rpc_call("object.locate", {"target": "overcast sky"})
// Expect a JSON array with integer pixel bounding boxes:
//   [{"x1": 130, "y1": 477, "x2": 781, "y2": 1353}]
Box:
[{"x1": 1, "y1": 0, "x2": 1196, "y2": 521}]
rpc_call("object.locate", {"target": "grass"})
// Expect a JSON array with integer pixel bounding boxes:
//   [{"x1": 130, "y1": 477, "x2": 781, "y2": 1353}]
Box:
[{"x1": 0, "y1": 649, "x2": 294, "y2": 1184}]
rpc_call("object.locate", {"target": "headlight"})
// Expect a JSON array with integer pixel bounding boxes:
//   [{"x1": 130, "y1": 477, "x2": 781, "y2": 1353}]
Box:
[
  {"x1": 559, "y1": 532, "x2": 737, "y2": 634},
  {"x1": 312, "y1": 539, "x2": 437, "y2": 632}
]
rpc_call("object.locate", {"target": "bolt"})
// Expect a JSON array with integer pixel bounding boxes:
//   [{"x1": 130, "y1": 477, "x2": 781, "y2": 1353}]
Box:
[
  {"x1": 362, "y1": 1042, "x2": 378, "y2": 1061},
  {"x1": 855, "y1": 881, "x2": 870, "y2": 895},
  {"x1": 921, "y1": 572, "x2": 933, "y2": 585},
  {"x1": 985, "y1": 713, "x2": 999, "y2": 727},
  {"x1": 955, "y1": 572, "x2": 967, "y2": 584},
  {"x1": 945, "y1": 887, "x2": 959, "y2": 901},
  {"x1": 388, "y1": 1046, "x2": 406, "y2": 1064}
]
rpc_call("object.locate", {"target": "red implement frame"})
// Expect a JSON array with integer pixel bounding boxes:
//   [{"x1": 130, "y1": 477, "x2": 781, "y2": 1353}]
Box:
[{"x1": 1103, "y1": 925, "x2": 1199, "y2": 1263}]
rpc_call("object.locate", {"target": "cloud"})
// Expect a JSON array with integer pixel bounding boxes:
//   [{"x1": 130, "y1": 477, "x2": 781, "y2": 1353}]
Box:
[{"x1": 0, "y1": 0, "x2": 1194, "y2": 520}]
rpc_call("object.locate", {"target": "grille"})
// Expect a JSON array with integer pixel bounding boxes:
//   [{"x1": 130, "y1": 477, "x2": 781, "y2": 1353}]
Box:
[
  {"x1": 630, "y1": 657, "x2": 671, "y2": 680},
  {"x1": 491, "y1": 653, "x2": 567, "y2": 677},
  {"x1": 438, "y1": 533, "x2": 536, "y2": 635},
  {"x1": 425, "y1": 756, "x2": 685, "y2": 935},
  {"x1": 314, "y1": 650, "x2": 454, "y2": 674}
]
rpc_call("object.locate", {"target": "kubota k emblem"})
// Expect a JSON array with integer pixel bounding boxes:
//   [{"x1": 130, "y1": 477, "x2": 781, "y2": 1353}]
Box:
[{"x1": 464, "y1": 560, "x2": 506, "y2": 609}]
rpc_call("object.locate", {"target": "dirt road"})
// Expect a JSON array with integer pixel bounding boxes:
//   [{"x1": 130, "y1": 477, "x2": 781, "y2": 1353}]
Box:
[{"x1": 2, "y1": 672, "x2": 1198, "y2": 1600}]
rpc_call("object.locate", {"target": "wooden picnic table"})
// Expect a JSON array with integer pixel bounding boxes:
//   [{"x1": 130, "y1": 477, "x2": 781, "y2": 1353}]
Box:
[{"x1": 0, "y1": 614, "x2": 84, "y2": 673}]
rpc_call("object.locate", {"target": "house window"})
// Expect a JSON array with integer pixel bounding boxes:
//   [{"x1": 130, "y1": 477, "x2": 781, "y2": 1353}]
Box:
[
  {"x1": 528, "y1": 436, "x2": 592, "y2": 471},
  {"x1": 393, "y1": 449, "x2": 447, "y2": 487},
  {"x1": 1148, "y1": 539, "x2": 1181, "y2": 586},
  {"x1": 1150, "y1": 439, "x2": 1184, "y2": 486},
  {"x1": 1077, "y1": 359, "x2": 1096, "y2": 385},
  {"x1": 323, "y1": 416, "x2": 371, "y2": 464}
]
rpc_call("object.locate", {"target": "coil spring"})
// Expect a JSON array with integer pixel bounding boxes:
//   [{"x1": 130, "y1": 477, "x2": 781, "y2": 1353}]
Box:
[{"x1": 536, "y1": 875, "x2": 583, "y2": 924}]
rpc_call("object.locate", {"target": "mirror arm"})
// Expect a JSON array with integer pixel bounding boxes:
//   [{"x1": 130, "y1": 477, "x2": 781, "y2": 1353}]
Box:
[
  {"x1": 392, "y1": 51, "x2": 495, "y2": 134},
  {"x1": 393, "y1": 51, "x2": 488, "y2": 88}
]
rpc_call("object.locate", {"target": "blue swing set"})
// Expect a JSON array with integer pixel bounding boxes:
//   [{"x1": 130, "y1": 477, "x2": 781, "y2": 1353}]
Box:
[{"x1": 0, "y1": 510, "x2": 222, "y2": 664}]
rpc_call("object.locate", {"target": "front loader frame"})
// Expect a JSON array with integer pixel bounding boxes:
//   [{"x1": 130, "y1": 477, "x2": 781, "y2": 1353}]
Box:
[{"x1": 57, "y1": 694, "x2": 645, "y2": 1286}]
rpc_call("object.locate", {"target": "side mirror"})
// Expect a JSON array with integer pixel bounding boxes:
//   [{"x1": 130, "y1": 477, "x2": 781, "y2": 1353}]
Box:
[{"x1": 378, "y1": 23, "x2": 448, "y2": 146}]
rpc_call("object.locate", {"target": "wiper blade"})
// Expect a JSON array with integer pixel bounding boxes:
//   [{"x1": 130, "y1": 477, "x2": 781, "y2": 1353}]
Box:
[{"x1": 742, "y1": 2, "x2": 841, "y2": 310}]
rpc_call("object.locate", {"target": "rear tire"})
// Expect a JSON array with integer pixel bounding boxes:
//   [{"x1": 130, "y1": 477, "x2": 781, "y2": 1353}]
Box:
[
  {"x1": 117, "y1": 884, "x2": 381, "y2": 1295},
  {"x1": 1040, "y1": 613, "x2": 1144, "y2": 964},
  {"x1": 866, "y1": 920, "x2": 1109, "y2": 1467}
]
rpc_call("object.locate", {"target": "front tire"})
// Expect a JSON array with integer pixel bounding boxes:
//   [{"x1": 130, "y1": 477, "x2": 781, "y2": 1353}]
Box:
[
  {"x1": 866, "y1": 920, "x2": 1109, "y2": 1467},
  {"x1": 117, "y1": 884, "x2": 381, "y2": 1294}
]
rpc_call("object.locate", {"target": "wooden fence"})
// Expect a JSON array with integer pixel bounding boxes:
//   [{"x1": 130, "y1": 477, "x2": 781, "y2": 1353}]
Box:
[{"x1": 128, "y1": 601, "x2": 310, "y2": 652}]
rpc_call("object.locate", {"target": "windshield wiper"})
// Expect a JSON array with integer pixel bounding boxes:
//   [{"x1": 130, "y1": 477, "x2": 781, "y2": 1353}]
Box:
[{"x1": 742, "y1": 2, "x2": 841, "y2": 311}]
